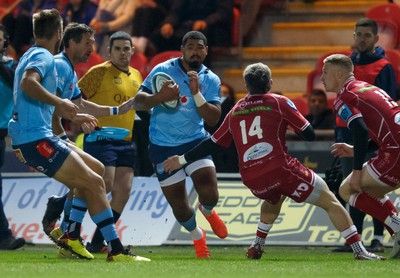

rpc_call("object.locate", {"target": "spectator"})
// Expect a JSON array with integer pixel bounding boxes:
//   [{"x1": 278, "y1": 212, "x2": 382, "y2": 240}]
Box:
[
  {"x1": 151, "y1": 0, "x2": 234, "y2": 53},
  {"x1": 304, "y1": 89, "x2": 335, "y2": 130},
  {"x1": 62, "y1": 0, "x2": 98, "y2": 27},
  {"x1": 90, "y1": 0, "x2": 138, "y2": 59},
  {"x1": 131, "y1": 0, "x2": 171, "y2": 54}
]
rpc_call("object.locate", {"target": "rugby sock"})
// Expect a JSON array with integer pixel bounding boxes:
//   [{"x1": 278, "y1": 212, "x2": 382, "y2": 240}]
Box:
[
  {"x1": 60, "y1": 197, "x2": 73, "y2": 232},
  {"x1": 91, "y1": 208, "x2": 123, "y2": 254},
  {"x1": 67, "y1": 197, "x2": 87, "y2": 238},
  {"x1": 179, "y1": 212, "x2": 202, "y2": 240},
  {"x1": 254, "y1": 220, "x2": 272, "y2": 248},
  {"x1": 341, "y1": 225, "x2": 367, "y2": 254},
  {"x1": 199, "y1": 203, "x2": 213, "y2": 217},
  {"x1": 349, "y1": 193, "x2": 399, "y2": 234},
  {"x1": 91, "y1": 209, "x2": 121, "y2": 246}
]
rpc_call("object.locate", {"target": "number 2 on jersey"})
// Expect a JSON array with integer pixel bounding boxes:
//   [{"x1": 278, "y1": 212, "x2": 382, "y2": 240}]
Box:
[{"x1": 239, "y1": 116, "x2": 263, "y2": 144}]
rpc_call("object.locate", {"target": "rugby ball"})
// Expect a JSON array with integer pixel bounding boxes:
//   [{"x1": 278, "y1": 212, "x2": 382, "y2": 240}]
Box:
[{"x1": 151, "y1": 72, "x2": 180, "y2": 109}]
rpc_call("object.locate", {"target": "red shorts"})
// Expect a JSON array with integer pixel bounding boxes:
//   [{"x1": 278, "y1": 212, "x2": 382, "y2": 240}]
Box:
[
  {"x1": 242, "y1": 158, "x2": 315, "y2": 204},
  {"x1": 367, "y1": 149, "x2": 400, "y2": 187}
]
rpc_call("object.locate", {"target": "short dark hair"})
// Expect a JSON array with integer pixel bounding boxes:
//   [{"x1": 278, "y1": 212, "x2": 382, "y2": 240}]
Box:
[
  {"x1": 355, "y1": 17, "x2": 378, "y2": 35},
  {"x1": 62, "y1": 23, "x2": 94, "y2": 49},
  {"x1": 109, "y1": 31, "x2": 132, "y2": 49},
  {"x1": 310, "y1": 89, "x2": 327, "y2": 99},
  {"x1": 33, "y1": 9, "x2": 62, "y2": 40},
  {"x1": 182, "y1": 31, "x2": 207, "y2": 46}
]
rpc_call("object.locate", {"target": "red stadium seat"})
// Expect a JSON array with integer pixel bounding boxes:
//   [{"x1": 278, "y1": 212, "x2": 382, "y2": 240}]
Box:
[
  {"x1": 385, "y1": 49, "x2": 400, "y2": 86},
  {"x1": 232, "y1": 7, "x2": 240, "y2": 47},
  {"x1": 291, "y1": 97, "x2": 309, "y2": 116},
  {"x1": 75, "y1": 52, "x2": 104, "y2": 79},
  {"x1": 148, "y1": 50, "x2": 182, "y2": 73},
  {"x1": 365, "y1": 3, "x2": 400, "y2": 49},
  {"x1": 130, "y1": 52, "x2": 149, "y2": 78}
]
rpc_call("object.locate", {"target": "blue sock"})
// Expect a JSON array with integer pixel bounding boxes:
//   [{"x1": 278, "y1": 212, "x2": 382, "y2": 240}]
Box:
[
  {"x1": 60, "y1": 198, "x2": 73, "y2": 232},
  {"x1": 179, "y1": 212, "x2": 197, "y2": 232},
  {"x1": 91, "y1": 208, "x2": 119, "y2": 242},
  {"x1": 68, "y1": 197, "x2": 87, "y2": 238}
]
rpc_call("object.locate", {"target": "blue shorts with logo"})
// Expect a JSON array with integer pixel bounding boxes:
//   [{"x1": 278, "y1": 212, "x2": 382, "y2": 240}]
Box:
[
  {"x1": 149, "y1": 138, "x2": 212, "y2": 182},
  {"x1": 12, "y1": 135, "x2": 71, "y2": 177},
  {"x1": 83, "y1": 138, "x2": 136, "y2": 168}
]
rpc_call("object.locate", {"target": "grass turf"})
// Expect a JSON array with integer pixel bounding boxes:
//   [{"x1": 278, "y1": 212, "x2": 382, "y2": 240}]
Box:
[{"x1": 1, "y1": 245, "x2": 399, "y2": 278}]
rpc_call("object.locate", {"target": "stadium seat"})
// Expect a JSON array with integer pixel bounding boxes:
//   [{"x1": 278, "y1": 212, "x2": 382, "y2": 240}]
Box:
[
  {"x1": 130, "y1": 52, "x2": 149, "y2": 78},
  {"x1": 306, "y1": 50, "x2": 352, "y2": 96},
  {"x1": 75, "y1": 52, "x2": 104, "y2": 79},
  {"x1": 291, "y1": 97, "x2": 309, "y2": 116},
  {"x1": 365, "y1": 3, "x2": 400, "y2": 49},
  {"x1": 148, "y1": 50, "x2": 182, "y2": 73},
  {"x1": 385, "y1": 49, "x2": 400, "y2": 87},
  {"x1": 232, "y1": 7, "x2": 240, "y2": 47}
]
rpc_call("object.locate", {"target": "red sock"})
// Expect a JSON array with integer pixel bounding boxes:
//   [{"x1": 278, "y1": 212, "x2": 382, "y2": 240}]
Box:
[
  {"x1": 351, "y1": 193, "x2": 396, "y2": 224},
  {"x1": 342, "y1": 225, "x2": 360, "y2": 245}
]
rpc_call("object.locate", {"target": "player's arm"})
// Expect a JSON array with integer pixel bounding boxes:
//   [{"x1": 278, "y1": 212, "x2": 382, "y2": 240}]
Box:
[
  {"x1": 20, "y1": 69, "x2": 78, "y2": 120},
  {"x1": 132, "y1": 82, "x2": 179, "y2": 111},
  {"x1": 348, "y1": 117, "x2": 369, "y2": 170},
  {"x1": 164, "y1": 138, "x2": 222, "y2": 173},
  {"x1": 73, "y1": 97, "x2": 133, "y2": 117},
  {"x1": 295, "y1": 124, "x2": 315, "y2": 141}
]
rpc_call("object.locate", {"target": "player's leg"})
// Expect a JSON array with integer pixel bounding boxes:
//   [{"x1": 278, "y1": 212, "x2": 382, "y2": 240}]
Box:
[
  {"x1": 247, "y1": 197, "x2": 285, "y2": 259},
  {"x1": 339, "y1": 166, "x2": 400, "y2": 258},
  {"x1": 309, "y1": 175, "x2": 383, "y2": 260},
  {"x1": 189, "y1": 163, "x2": 228, "y2": 239}
]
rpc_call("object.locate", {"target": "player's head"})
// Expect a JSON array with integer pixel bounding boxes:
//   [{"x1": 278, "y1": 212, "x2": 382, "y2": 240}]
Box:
[
  {"x1": 321, "y1": 54, "x2": 354, "y2": 93},
  {"x1": 33, "y1": 9, "x2": 63, "y2": 52},
  {"x1": 353, "y1": 17, "x2": 379, "y2": 54},
  {"x1": 61, "y1": 23, "x2": 94, "y2": 63},
  {"x1": 0, "y1": 24, "x2": 9, "y2": 54},
  {"x1": 243, "y1": 63, "x2": 272, "y2": 95},
  {"x1": 108, "y1": 31, "x2": 133, "y2": 70},
  {"x1": 308, "y1": 89, "x2": 328, "y2": 117},
  {"x1": 181, "y1": 31, "x2": 208, "y2": 70}
]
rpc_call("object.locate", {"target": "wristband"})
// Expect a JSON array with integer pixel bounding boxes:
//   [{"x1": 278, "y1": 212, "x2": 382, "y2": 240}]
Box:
[
  {"x1": 57, "y1": 132, "x2": 68, "y2": 140},
  {"x1": 178, "y1": 155, "x2": 187, "y2": 165},
  {"x1": 109, "y1": 106, "x2": 119, "y2": 116},
  {"x1": 193, "y1": 92, "x2": 206, "y2": 107}
]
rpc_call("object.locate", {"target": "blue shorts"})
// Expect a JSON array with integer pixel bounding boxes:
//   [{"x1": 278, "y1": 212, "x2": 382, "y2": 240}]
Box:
[
  {"x1": 12, "y1": 135, "x2": 71, "y2": 177},
  {"x1": 149, "y1": 138, "x2": 213, "y2": 183},
  {"x1": 83, "y1": 138, "x2": 136, "y2": 168}
]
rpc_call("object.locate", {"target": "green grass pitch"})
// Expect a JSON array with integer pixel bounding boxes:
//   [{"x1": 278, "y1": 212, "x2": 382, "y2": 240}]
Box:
[{"x1": 1, "y1": 245, "x2": 399, "y2": 278}]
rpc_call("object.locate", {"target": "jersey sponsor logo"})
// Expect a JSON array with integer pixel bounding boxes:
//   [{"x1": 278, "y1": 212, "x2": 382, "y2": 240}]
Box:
[
  {"x1": 232, "y1": 106, "x2": 271, "y2": 116},
  {"x1": 243, "y1": 142, "x2": 273, "y2": 162},
  {"x1": 286, "y1": 99, "x2": 297, "y2": 110},
  {"x1": 395, "y1": 112, "x2": 400, "y2": 125},
  {"x1": 181, "y1": 95, "x2": 189, "y2": 105},
  {"x1": 69, "y1": 83, "x2": 73, "y2": 90},
  {"x1": 36, "y1": 142, "x2": 55, "y2": 158},
  {"x1": 338, "y1": 104, "x2": 352, "y2": 122},
  {"x1": 238, "y1": 99, "x2": 263, "y2": 109}
]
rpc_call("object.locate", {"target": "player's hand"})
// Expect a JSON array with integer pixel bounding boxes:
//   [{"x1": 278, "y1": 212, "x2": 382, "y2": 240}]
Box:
[
  {"x1": 331, "y1": 143, "x2": 354, "y2": 157},
  {"x1": 193, "y1": 20, "x2": 207, "y2": 31},
  {"x1": 55, "y1": 99, "x2": 79, "y2": 121},
  {"x1": 164, "y1": 155, "x2": 182, "y2": 174},
  {"x1": 187, "y1": 71, "x2": 200, "y2": 95},
  {"x1": 161, "y1": 23, "x2": 174, "y2": 38},
  {"x1": 118, "y1": 98, "x2": 135, "y2": 114},
  {"x1": 349, "y1": 170, "x2": 363, "y2": 193},
  {"x1": 71, "y1": 113, "x2": 98, "y2": 127},
  {"x1": 81, "y1": 121, "x2": 98, "y2": 134},
  {"x1": 158, "y1": 80, "x2": 180, "y2": 102}
]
